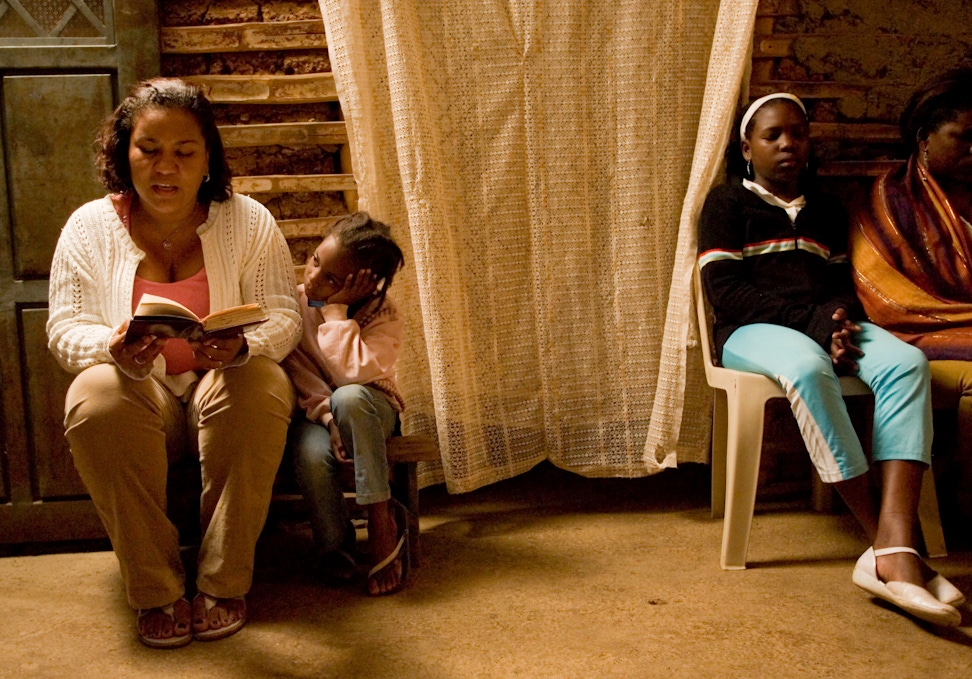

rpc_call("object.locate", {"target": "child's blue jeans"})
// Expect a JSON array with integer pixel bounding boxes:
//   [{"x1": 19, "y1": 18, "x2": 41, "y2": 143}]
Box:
[{"x1": 290, "y1": 384, "x2": 398, "y2": 552}]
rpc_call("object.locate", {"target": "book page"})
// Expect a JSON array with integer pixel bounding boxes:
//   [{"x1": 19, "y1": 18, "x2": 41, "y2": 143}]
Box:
[
  {"x1": 133, "y1": 293, "x2": 201, "y2": 322},
  {"x1": 201, "y1": 304, "x2": 267, "y2": 333}
]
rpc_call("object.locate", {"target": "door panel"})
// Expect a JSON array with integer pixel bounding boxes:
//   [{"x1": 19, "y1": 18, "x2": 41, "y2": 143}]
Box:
[
  {"x1": 0, "y1": 0, "x2": 159, "y2": 544},
  {"x1": 4, "y1": 73, "x2": 114, "y2": 278},
  {"x1": 22, "y1": 307, "x2": 87, "y2": 499}
]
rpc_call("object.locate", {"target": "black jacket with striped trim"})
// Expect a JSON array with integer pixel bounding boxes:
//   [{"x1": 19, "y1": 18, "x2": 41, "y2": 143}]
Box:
[{"x1": 697, "y1": 179, "x2": 863, "y2": 361}]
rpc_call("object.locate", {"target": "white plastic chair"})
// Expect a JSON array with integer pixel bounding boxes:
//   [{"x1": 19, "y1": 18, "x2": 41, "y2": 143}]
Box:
[{"x1": 693, "y1": 266, "x2": 946, "y2": 569}]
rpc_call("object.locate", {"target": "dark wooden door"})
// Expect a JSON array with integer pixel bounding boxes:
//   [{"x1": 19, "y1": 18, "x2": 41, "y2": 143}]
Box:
[{"x1": 0, "y1": 1, "x2": 158, "y2": 543}]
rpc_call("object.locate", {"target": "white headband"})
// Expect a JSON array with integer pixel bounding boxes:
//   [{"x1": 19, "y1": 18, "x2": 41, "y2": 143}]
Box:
[{"x1": 739, "y1": 93, "x2": 807, "y2": 138}]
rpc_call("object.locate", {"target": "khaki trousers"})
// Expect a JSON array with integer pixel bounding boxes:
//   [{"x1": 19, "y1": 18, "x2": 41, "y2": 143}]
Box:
[{"x1": 64, "y1": 356, "x2": 295, "y2": 610}]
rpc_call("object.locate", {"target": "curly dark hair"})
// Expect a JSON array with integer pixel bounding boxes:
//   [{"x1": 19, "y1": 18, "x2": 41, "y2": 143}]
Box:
[
  {"x1": 95, "y1": 77, "x2": 232, "y2": 202},
  {"x1": 900, "y1": 68, "x2": 972, "y2": 154},
  {"x1": 323, "y1": 211, "x2": 405, "y2": 315}
]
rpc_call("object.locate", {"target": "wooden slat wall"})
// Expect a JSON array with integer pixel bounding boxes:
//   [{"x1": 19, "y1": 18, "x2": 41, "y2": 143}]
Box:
[
  {"x1": 179, "y1": 74, "x2": 338, "y2": 105},
  {"x1": 161, "y1": 19, "x2": 327, "y2": 53},
  {"x1": 751, "y1": 0, "x2": 910, "y2": 180},
  {"x1": 161, "y1": 3, "x2": 354, "y2": 260}
]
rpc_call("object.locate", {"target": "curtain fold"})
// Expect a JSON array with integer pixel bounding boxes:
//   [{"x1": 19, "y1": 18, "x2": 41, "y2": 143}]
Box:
[
  {"x1": 319, "y1": 0, "x2": 759, "y2": 493},
  {"x1": 643, "y1": 1, "x2": 759, "y2": 468}
]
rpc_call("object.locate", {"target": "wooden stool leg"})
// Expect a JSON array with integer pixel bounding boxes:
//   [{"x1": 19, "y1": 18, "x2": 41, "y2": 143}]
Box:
[
  {"x1": 391, "y1": 461, "x2": 422, "y2": 566},
  {"x1": 919, "y1": 467, "x2": 947, "y2": 558},
  {"x1": 811, "y1": 470, "x2": 835, "y2": 513}
]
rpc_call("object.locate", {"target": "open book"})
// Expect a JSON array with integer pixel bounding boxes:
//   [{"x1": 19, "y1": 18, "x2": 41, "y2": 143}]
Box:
[{"x1": 125, "y1": 293, "x2": 268, "y2": 342}]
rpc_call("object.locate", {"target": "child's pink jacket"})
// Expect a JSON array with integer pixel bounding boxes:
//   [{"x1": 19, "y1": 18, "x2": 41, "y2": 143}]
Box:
[{"x1": 284, "y1": 283, "x2": 405, "y2": 427}]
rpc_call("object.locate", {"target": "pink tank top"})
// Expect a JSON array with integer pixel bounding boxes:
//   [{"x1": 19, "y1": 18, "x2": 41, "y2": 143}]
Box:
[
  {"x1": 132, "y1": 270, "x2": 210, "y2": 375},
  {"x1": 115, "y1": 193, "x2": 211, "y2": 375}
]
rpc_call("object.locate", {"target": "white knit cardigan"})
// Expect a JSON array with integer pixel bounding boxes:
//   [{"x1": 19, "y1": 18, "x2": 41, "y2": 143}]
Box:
[{"x1": 47, "y1": 194, "x2": 301, "y2": 392}]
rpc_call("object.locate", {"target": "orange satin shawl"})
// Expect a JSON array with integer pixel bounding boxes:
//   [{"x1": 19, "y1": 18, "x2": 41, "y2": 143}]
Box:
[{"x1": 849, "y1": 156, "x2": 972, "y2": 359}]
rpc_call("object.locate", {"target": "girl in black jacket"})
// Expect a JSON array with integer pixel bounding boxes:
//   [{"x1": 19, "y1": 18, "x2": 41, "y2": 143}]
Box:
[{"x1": 698, "y1": 93, "x2": 961, "y2": 626}]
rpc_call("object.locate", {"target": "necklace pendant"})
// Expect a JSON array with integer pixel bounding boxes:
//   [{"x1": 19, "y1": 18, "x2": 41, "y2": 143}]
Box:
[{"x1": 162, "y1": 239, "x2": 173, "y2": 250}]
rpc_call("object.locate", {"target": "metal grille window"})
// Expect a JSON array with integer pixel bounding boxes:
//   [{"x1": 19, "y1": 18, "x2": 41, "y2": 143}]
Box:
[{"x1": 0, "y1": 0, "x2": 113, "y2": 44}]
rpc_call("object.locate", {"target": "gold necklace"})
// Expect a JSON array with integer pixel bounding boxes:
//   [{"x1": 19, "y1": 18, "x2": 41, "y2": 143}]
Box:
[
  {"x1": 160, "y1": 218, "x2": 196, "y2": 250},
  {"x1": 135, "y1": 201, "x2": 203, "y2": 251}
]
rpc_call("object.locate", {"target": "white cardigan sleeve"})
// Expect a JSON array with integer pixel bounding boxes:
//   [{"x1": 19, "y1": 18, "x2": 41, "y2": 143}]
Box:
[
  {"x1": 46, "y1": 199, "x2": 140, "y2": 374},
  {"x1": 202, "y1": 195, "x2": 301, "y2": 362}
]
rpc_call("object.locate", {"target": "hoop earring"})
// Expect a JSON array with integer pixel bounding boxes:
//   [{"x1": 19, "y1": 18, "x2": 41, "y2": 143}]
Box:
[
  {"x1": 203, "y1": 173, "x2": 211, "y2": 183},
  {"x1": 746, "y1": 160, "x2": 753, "y2": 179}
]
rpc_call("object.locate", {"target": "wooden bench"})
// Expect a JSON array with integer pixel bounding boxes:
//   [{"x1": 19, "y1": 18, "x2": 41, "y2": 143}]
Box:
[{"x1": 383, "y1": 435, "x2": 439, "y2": 563}]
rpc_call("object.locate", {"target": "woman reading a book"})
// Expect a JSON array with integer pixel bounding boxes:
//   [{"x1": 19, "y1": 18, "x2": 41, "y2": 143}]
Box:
[{"x1": 47, "y1": 78, "x2": 301, "y2": 648}]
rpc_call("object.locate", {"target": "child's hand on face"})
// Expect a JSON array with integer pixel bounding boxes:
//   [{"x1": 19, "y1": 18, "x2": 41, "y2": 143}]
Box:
[{"x1": 327, "y1": 269, "x2": 380, "y2": 306}]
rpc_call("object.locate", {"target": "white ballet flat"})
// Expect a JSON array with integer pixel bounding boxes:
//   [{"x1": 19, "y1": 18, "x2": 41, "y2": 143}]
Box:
[
  {"x1": 927, "y1": 572, "x2": 966, "y2": 607},
  {"x1": 852, "y1": 547, "x2": 961, "y2": 627}
]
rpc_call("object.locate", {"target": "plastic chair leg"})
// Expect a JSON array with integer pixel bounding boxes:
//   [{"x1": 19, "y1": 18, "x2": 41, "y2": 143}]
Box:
[
  {"x1": 721, "y1": 392, "x2": 768, "y2": 570},
  {"x1": 710, "y1": 389, "x2": 728, "y2": 519}
]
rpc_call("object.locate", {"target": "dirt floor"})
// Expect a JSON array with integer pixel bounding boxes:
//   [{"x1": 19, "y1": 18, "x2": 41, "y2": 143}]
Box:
[{"x1": 1, "y1": 462, "x2": 971, "y2": 678}]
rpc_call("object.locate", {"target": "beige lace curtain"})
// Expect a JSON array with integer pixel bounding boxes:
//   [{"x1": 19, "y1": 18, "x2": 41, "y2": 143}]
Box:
[{"x1": 318, "y1": 0, "x2": 759, "y2": 493}]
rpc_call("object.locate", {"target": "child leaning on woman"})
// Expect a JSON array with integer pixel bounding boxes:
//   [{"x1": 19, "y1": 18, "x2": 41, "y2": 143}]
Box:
[{"x1": 283, "y1": 212, "x2": 409, "y2": 596}]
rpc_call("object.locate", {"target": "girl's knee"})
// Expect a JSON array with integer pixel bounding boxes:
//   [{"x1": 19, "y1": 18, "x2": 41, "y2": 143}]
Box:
[
  {"x1": 293, "y1": 443, "x2": 339, "y2": 474},
  {"x1": 897, "y1": 343, "x2": 930, "y2": 377},
  {"x1": 330, "y1": 384, "x2": 374, "y2": 418},
  {"x1": 785, "y1": 353, "x2": 836, "y2": 388},
  {"x1": 881, "y1": 345, "x2": 931, "y2": 392},
  {"x1": 287, "y1": 417, "x2": 333, "y2": 463}
]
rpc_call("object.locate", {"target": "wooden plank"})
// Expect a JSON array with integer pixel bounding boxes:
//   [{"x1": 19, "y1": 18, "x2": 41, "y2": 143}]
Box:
[
  {"x1": 750, "y1": 60, "x2": 774, "y2": 84},
  {"x1": 756, "y1": 0, "x2": 800, "y2": 17},
  {"x1": 750, "y1": 80, "x2": 865, "y2": 100},
  {"x1": 219, "y1": 121, "x2": 348, "y2": 148},
  {"x1": 233, "y1": 173, "x2": 357, "y2": 194},
  {"x1": 753, "y1": 35, "x2": 966, "y2": 59},
  {"x1": 161, "y1": 20, "x2": 326, "y2": 54},
  {"x1": 387, "y1": 435, "x2": 439, "y2": 463},
  {"x1": 753, "y1": 17, "x2": 776, "y2": 36},
  {"x1": 817, "y1": 160, "x2": 903, "y2": 177},
  {"x1": 180, "y1": 74, "x2": 337, "y2": 104},
  {"x1": 277, "y1": 215, "x2": 348, "y2": 239},
  {"x1": 754, "y1": 35, "x2": 795, "y2": 58},
  {"x1": 22, "y1": 309, "x2": 85, "y2": 500},
  {"x1": 810, "y1": 122, "x2": 900, "y2": 142}
]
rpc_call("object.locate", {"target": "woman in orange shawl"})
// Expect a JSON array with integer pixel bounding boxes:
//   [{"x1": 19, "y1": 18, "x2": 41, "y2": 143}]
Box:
[{"x1": 850, "y1": 68, "x2": 972, "y2": 526}]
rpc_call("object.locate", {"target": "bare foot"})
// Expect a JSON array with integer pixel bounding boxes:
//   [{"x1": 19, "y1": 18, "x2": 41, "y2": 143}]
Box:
[
  {"x1": 192, "y1": 593, "x2": 247, "y2": 641},
  {"x1": 874, "y1": 549, "x2": 925, "y2": 588},
  {"x1": 137, "y1": 597, "x2": 192, "y2": 649},
  {"x1": 367, "y1": 501, "x2": 404, "y2": 595}
]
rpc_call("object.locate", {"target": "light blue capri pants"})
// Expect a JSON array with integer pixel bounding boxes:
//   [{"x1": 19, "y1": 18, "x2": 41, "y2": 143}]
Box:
[{"x1": 722, "y1": 322, "x2": 932, "y2": 483}]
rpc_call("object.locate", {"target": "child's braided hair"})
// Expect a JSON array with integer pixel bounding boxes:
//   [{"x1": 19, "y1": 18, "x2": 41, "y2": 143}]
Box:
[{"x1": 324, "y1": 211, "x2": 404, "y2": 314}]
